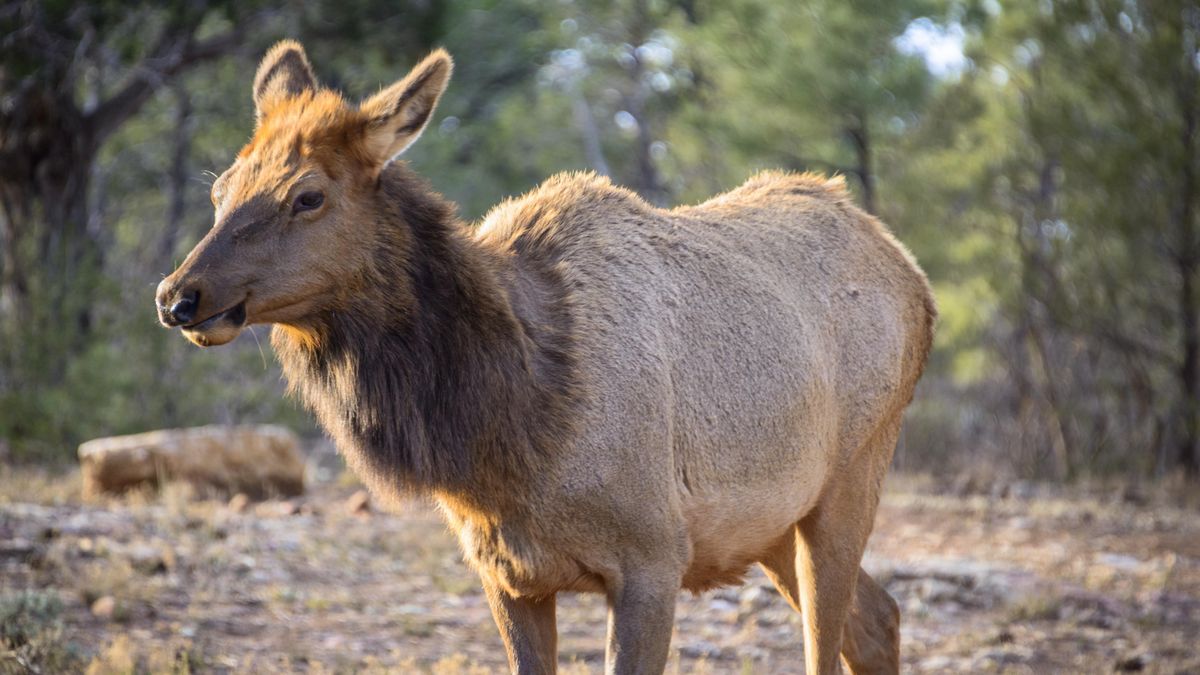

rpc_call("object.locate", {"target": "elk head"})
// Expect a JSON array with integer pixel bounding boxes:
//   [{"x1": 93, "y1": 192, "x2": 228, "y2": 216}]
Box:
[{"x1": 155, "y1": 40, "x2": 452, "y2": 346}]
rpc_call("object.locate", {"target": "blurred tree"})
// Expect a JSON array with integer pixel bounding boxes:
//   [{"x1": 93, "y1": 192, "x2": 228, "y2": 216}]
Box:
[
  {"x1": 0, "y1": 0, "x2": 265, "y2": 454},
  {"x1": 889, "y1": 0, "x2": 1200, "y2": 478},
  {"x1": 0, "y1": 0, "x2": 566, "y2": 457},
  {"x1": 674, "y1": 0, "x2": 940, "y2": 213},
  {"x1": 992, "y1": 0, "x2": 1200, "y2": 476},
  {"x1": 0, "y1": 1, "x2": 252, "y2": 329},
  {"x1": 2, "y1": 0, "x2": 1198, "y2": 484},
  {"x1": 534, "y1": 0, "x2": 701, "y2": 205}
]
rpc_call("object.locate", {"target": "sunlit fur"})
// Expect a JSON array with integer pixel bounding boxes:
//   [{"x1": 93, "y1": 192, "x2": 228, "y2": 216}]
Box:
[{"x1": 159, "y1": 41, "x2": 937, "y2": 675}]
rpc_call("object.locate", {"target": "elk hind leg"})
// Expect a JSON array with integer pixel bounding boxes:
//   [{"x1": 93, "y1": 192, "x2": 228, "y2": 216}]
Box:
[
  {"x1": 760, "y1": 539, "x2": 899, "y2": 675},
  {"x1": 767, "y1": 420, "x2": 901, "y2": 674}
]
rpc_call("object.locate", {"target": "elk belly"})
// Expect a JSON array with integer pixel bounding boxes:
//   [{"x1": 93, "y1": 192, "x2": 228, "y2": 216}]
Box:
[{"x1": 436, "y1": 497, "x2": 605, "y2": 598}]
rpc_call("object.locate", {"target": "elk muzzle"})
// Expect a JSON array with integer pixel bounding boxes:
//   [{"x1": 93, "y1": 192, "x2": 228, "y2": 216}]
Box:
[
  {"x1": 156, "y1": 276, "x2": 248, "y2": 347},
  {"x1": 158, "y1": 287, "x2": 199, "y2": 326}
]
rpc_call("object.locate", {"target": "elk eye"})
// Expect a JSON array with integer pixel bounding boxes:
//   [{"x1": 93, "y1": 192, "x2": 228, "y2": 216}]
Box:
[{"x1": 293, "y1": 191, "x2": 325, "y2": 213}]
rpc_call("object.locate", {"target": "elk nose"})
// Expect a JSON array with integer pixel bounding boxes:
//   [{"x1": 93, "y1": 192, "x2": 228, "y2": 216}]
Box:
[{"x1": 159, "y1": 287, "x2": 199, "y2": 326}]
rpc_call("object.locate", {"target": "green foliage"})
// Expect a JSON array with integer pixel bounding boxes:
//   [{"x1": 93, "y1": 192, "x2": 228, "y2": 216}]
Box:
[{"x1": 0, "y1": 590, "x2": 83, "y2": 674}]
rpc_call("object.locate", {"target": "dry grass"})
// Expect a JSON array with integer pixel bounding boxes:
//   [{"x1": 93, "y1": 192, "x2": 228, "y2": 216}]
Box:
[
  {"x1": 85, "y1": 634, "x2": 205, "y2": 675},
  {"x1": 0, "y1": 465, "x2": 81, "y2": 506},
  {"x1": 0, "y1": 466, "x2": 1197, "y2": 673}
]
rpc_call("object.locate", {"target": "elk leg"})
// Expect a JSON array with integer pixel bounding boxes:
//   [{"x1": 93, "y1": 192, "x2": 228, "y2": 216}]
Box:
[
  {"x1": 761, "y1": 539, "x2": 900, "y2": 674},
  {"x1": 605, "y1": 571, "x2": 678, "y2": 675},
  {"x1": 840, "y1": 568, "x2": 900, "y2": 675},
  {"x1": 795, "y1": 420, "x2": 900, "y2": 675},
  {"x1": 481, "y1": 577, "x2": 558, "y2": 674}
]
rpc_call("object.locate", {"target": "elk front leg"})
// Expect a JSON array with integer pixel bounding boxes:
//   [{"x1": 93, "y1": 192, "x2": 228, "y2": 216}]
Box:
[
  {"x1": 605, "y1": 572, "x2": 679, "y2": 675},
  {"x1": 482, "y1": 577, "x2": 558, "y2": 674}
]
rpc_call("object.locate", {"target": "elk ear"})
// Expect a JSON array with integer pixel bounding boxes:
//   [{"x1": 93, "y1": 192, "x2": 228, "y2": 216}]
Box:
[
  {"x1": 253, "y1": 40, "x2": 317, "y2": 119},
  {"x1": 359, "y1": 49, "x2": 453, "y2": 169}
]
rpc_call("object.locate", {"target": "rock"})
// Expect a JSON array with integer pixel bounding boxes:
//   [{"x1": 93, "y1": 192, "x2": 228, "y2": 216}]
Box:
[
  {"x1": 708, "y1": 598, "x2": 737, "y2": 614},
  {"x1": 918, "y1": 578, "x2": 963, "y2": 604},
  {"x1": 345, "y1": 489, "x2": 371, "y2": 516},
  {"x1": 736, "y1": 646, "x2": 770, "y2": 662},
  {"x1": 919, "y1": 655, "x2": 958, "y2": 671},
  {"x1": 91, "y1": 595, "x2": 116, "y2": 619},
  {"x1": 127, "y1": 541, "x2": 175, "y2": 574},
  {"x1": 972, "y1": 646, "x2": 1033, "y2": 668},
  {"x1": 678, "y1": 641, "x2": 725, "y2": 660},
  {"x1": 78, "y1": 425, "x2": 305, "y2": 499},
  {"x1": 228, "y1": 493, "x2": 250, "y2": 513},
  {"x1": 256, "y1": 500, "x2": 300, "y2": 518},
  {"x1": 1115, "y1": 654, "x2": 1148, "y2": 672},
  {"x1": 1096, "y1": 552, "x2": 1142, "y2": 572},
  {"x1": 740, "y1": 584, "x2": 775, "y2": 613},
  {"x1": 0, "y1": 538, "x2": 36, "y2": 560}
]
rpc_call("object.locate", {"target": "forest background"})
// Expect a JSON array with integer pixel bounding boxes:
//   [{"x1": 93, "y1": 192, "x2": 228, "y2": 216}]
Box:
[{"x1": 3, "y1": 0, "x2": 1197, "y2": 485}]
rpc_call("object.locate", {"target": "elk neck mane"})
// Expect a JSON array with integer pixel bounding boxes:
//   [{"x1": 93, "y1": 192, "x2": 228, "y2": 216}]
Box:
[{"x1": 270, "y1": 163, "x2": 579, "y2": 502}]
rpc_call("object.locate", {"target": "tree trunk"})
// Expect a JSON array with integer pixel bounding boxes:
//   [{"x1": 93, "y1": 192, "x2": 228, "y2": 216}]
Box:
[
  {"x1": 0, "y1": 184, "x2": 29, "y2": 328},
  {"x1": 0, "y1": 88, "x2": 99, "y2": 365},
  {"x1": 571, "y1": 87, "x2": 611, "y2": 177},
  {"x1": 161, "y1": 85, "x2": 195, "y2": 263},
  {"x1": 1179, "y1": 259, "x2": 1198, "y2": 476},
  {"x1": 847, "y1": 115, "x2": 876, "y2": 215},
  {"x1": 622, "y1": 0, "x2": 667, "y2": 206},
  {"x1": 1174, "y1": 2, "x2": 1200, "y2": 476}
]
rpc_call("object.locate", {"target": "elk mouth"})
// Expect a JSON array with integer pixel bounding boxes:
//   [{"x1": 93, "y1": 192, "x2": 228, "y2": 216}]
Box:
[{"x1": 181, "y1": 300, "x2": 247, "y2": 347}]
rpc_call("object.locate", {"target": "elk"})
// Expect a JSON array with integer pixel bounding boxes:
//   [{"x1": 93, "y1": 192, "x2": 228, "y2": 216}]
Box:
[{"x1": 156, "y1": 41, "x2": 936, "y2": 675}]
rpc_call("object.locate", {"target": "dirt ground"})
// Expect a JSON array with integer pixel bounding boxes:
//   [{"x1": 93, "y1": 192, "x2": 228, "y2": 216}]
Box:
[{"x1": 1, "y1": 463, "x2": 1198, "y2": 674}]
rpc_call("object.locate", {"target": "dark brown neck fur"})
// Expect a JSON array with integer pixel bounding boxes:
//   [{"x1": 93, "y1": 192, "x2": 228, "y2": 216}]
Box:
[{"x1": 271, "y1": 164, "x2": 577, "y2": 504}]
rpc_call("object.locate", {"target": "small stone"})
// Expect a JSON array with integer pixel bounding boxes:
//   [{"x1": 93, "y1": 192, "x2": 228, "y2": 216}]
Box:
[
  {"x1": 256, "y1": 500, "x2": 299, "y2": 518},
  {"x1": 128, "y1": 541, "x2": 174, "y2": 574},
  {"x1": 1096, "y1": 553, "x2": 1142, "y2": 572},
  {"x1": 91, "y1": 595, "x2": 116, "y2": 619},
  {"x1": 1115, "y1": 654, "x2": 1148, "y2": 672},
  {"x1": 973, "y1": 647, "x2": 1032, "y2": 667},
  {"x1": 740, "y1": 584, "x2": 774, "y2": 612},
  {"x1": 0, "y1": 539, "x2": 35, "y2": 560},
  {"x1": 708, "y1": 598, "x2": 737, "y2": 614},
  {"x1": 679, "y1": 640, "x2": 724, "y2": 659},
  {"x1": 918, "y1": 578, "x2": 962, "y2": 604},
  {"x1": 228, "y1": 493, "x2": 250, "y2": 513},
  {"x1": 920, "y1": 655, "x2": 957, "y2": 670},
  {"x1": 345, "y1": 490, "x2": 371, "y2": 516}
]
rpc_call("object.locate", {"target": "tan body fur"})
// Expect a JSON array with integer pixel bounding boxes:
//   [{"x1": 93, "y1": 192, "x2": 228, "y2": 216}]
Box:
[
  {"x1": 156, "y1": 42, "x2": 936, "y2": 675},
  {"x1": 460, "y1": 171, "x2": 933, "y2": 595}
]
